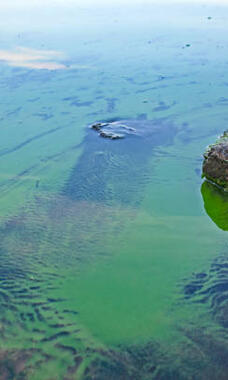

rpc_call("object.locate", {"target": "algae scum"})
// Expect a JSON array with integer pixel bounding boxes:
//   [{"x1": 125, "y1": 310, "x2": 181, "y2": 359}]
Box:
[{"x1": 1, "y1": 1, "x2": 228, "y2": 379}]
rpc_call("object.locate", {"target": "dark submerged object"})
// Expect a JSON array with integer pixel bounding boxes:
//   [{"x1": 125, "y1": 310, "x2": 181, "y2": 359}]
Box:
[
  {"x1": 91, "y1": 122, "x2": 124, "y2": 139},
  {"x1": 202, "y1": 131, "x2": 228, "y2": 190},
  {"x1": 91, "y1": 121, "x2": 137, "y2": 140},
  {"x1": 62, "y1": 118, "x2": 178, "y2": 204}
]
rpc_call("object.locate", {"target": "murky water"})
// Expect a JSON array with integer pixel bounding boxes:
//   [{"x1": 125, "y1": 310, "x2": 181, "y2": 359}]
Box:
[{"x1": 1, "y1": 1, "x2": 228, "y2": 378}]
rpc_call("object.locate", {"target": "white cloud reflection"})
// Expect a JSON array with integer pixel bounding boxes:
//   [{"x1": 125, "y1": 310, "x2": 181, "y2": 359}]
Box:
[{"x1": 0, "y1": 47, "x2": 67, "y2": 70}]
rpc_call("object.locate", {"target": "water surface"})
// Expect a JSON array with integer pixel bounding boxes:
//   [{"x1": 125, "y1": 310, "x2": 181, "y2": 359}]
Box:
[{"x1": 1, "y1": 1, "x2": 228, "y2": 378}]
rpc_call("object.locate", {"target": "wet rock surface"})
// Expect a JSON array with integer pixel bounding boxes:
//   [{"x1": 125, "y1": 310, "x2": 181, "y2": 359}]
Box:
[
  {"x1": 90, "y1": 121, "x2": 137, "y2": 139},
  {"x1": 89, "y1": 119, "x2": 176, "y2": 141},
  {"x1": 202, "y1": 131, "x2": 228, "y2": 190}
]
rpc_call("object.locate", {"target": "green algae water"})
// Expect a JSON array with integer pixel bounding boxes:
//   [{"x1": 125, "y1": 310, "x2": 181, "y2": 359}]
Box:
[{"x1": 1, "y1": 1, "x2": 228, "y2": 378}]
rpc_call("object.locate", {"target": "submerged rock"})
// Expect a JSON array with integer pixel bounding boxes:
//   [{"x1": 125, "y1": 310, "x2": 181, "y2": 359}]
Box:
[
  {"x1": 90, "y1": 120, "x2": 137, "y2": 140},
  {"x1": 202, "y1": 131, "x2": 228, "y2": 190},
  {"x1": 90, "y1": 119, "x2": 176, "y2": 141},
  {"x1": 63, "y1": 118, "x2": 178, "y2": 204}
]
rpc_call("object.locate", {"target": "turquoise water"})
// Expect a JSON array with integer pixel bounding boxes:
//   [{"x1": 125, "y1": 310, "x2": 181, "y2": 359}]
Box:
[{"x1": 1, "y1": 1, "x2": 228, "y2": 378}]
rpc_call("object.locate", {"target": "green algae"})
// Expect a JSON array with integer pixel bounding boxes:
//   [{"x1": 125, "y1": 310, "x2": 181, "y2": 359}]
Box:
[
  {"x1": 60, "y1": 212, "x2": 221, "y2": 346},
  {"x1": 0, "y1": 1, "x2": 228, "y2": 378},
  {"x1": 0, "y1": 194, "x2": 225, "y2": 379},
  {"x1": 201, "y1": 180, "x2": 228, "y2": 231}
]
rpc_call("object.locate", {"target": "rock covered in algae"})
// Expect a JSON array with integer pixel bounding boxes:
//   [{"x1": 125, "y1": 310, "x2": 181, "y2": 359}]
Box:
[{"x1": 202, "y1": 131, "x2": 228, "y2": 190}]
